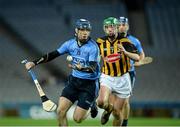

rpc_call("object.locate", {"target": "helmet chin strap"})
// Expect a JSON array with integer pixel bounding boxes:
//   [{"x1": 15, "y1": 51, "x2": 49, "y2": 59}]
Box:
[
  {"x1": 79, "y1": 39, "x2": 87, "y2": 43},
  {"x1": 119, "y1": 32, "x2": 127, "y2": 37},
  {"x1": 77, "y1": 37, "x2": 89, "y2": 46},
  {"x1": 108, "y1": 33, "x2": 118, "y2": 42},
  {"x1": 108, "y1": 34, "x2": 115, "y2": 39}
]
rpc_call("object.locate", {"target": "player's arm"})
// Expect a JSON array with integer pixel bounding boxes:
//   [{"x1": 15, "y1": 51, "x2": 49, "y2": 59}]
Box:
[
  {"x1": 133, "y1": 39, "x2": 145, "y2": 66},
  {"x1": 74, "y1": 42, "x2": 99, "y2": 73},
  {"x1": 134, "y1": 50, "x2": 145, "y2": 66},
  {"x1": 124, "y1": 51, "x2": 140, "y2": 61},
  {"x1": 73, "y1": 61, "x2": 97, "y2": 73},
  {"x1": 118, "y1": 44, "x2": 140, "y2": 61},
  {"x1": 25, "y1": 50, "x2": 61, "y2": 70},
  {"x1": 25, "y1": 41, "x2": 70, "y2": 70},
  {"x1": 33, "y1": 50, "x2": 60, "y2": 65}
]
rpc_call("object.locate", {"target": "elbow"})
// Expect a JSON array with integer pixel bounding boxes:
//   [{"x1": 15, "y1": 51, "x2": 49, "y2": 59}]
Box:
[{"x1": 135, "y1": 55, "x2": 140, "y2": 62}]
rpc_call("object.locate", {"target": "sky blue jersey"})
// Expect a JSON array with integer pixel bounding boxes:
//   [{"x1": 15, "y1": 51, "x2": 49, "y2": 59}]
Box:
[
  {"x1": 57, "y1": 38, "x2": 100, "y2": 80},
  {"x1": 127, "y1": 34, "x2": 143, "y2": 72}
]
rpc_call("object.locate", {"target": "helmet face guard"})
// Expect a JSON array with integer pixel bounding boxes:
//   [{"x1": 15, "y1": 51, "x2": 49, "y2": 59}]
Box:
[
  {"x1": 103, "y1": 17, "x2": 119, "y2": 36},
  {"x1": 75, "y1": 19, "x2": 92, "y2": 31},
  {"x1": 119, "y1": 17, "x2": 128, "y2": 25},
  {"x1": 75, "y1": 19, "x2": 91, "y2": 43}
]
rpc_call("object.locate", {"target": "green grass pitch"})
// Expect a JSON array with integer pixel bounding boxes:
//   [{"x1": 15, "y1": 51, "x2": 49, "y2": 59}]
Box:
[{"x1": 0, "y1": 117, "x2": 180, "y2": 126}]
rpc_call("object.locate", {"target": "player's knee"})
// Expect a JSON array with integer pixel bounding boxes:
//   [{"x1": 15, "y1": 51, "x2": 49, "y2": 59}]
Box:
[
  {"x1": 57, "y1": 108, "x2": 66, "y2": 119},
  {"x1": 97, "y1": 99, "x2": 106, "y2": 108},
  {"x1": 73, "y1": 115, "x2": 83, "y2": 123},
  {"x1": 97, "y1": 100, "x2": 104, "y2": 108}
]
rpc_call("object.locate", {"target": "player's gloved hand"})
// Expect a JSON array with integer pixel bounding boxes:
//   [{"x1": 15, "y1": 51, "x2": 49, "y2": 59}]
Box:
[
  {"x1": 74, "y1": 62, "x2": 82, "y2": 70},
  {"x1": 25, "y1": 62, "x2": 35, "y2": 70},
  {"x1": 68, "y1": 62, "x2": 83, "y2": 71},
  {"x1": 68, "y1": 64, "x2": 75, "y2": 69}
]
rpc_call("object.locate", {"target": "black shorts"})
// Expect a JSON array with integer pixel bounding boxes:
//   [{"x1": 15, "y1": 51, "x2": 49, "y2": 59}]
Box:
[
  {"x1": 129, "y1": 71, "x2": 136, "y2": 88},
  {"x1": 61, "y1": 75, "x2": 96, "y2": 110}
]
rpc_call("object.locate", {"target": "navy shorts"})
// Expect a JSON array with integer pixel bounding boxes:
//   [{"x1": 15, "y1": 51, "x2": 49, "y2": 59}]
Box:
[
  {"x1": 129, "y1": 71, "x2": 136, "y2": 89},
  {"x1": 61, "y1": 75, "x2": 97, "y2": 110}
]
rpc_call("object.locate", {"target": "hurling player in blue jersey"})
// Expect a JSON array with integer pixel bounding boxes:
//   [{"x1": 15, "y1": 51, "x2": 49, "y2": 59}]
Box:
[
  {"x1": 118, "y1": 17, "x2": 145, "y2": 126},
  {"x1": 25, "y1": 19, "x2": 100, "y2": 126}
]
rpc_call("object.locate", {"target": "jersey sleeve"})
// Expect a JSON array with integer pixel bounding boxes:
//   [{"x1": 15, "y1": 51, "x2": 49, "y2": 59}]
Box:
[
  {"x1": 134, "y1": 38, "x2": 143, "y2": 54},
  {"x1": 120, "y1": 37, "x2": 138, "y2": 54},
  {"x1": 57, "y1": 41, "x2": 69, "y2": 55},
  {"x1": 123, "y1": 42, "x2": 138, "y2": 54}
]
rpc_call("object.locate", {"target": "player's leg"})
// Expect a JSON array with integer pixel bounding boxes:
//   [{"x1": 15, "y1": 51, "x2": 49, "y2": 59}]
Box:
[
  {"x1": 57, "y1": 97, "x2": 73, "y2": 126},
  {"x1": 122, "y1": 98, "x2": 130, "y2": 126},
  {"x1": 73, "y1": 106, "x2": 90, "y2": 123},
  {"x1": 73, "y1": 92, "x2": 93, "y2": 123},
  {"x1": 110, "y1": 72, "x2": 131, "y2": 126},
  {"x1": 97, "y1": 74, "x2": 114, "y2": 125},
  {"x1": 97, "y1": 85, "x2": 113, "y2": 125},
  {"x1": 73, "y1": 78, "x2": 97, "y2": 123},
  {"x1": 73, "y1": 91, "x2": 95, "y2": 123},
  {"x1": 57, "y1": 75, "x2": 77, "y2": 126},
  {"x1": 97, "y1": 74, "x2": 112, "y2": 110},
  {"x1": 90, "y1": 79, "x2": 99, "y2": 118},
  {"x1": 109, "y1": 91, "x2": 129, "y2": 126},
  {"x1": 111, "y1": 94, "x2": 126, "y2": 126},
  {"x1": 121, "y1": 71, "x2": 135, "y2": 126},
  {"x1": 97, "y1": 85, "x2": 112, "y2": 110}
]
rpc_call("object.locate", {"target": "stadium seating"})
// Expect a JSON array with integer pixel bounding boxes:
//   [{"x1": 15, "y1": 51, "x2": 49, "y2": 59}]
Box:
[{"x1": 145, "y1": 0, "x2": 180, "y2": 51}]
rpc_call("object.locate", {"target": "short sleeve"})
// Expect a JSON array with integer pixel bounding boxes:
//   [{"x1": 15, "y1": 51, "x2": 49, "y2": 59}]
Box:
[
  {"x1": 135, "y1": 38, "x2": 143, "y2": 54},
  {"x1": 57, "y1": 41, "x2": 69, "y2": 55},
  {"x1": 123, "y1": 42, "x2": 138, "y2": 54}
]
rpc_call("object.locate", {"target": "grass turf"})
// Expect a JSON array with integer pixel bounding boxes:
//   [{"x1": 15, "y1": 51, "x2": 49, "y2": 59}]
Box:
[
  {"x1": 0, "y1": 118, "x2": 180, "y2": 126},
  {"x1": 0, "y1": 117, "x2": 180, "y2": 126}
]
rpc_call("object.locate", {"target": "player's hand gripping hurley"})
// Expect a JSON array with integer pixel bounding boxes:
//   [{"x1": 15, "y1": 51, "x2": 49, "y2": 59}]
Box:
[{"x1": 21, "y1": 59, "x2": 57, "y2": 112}]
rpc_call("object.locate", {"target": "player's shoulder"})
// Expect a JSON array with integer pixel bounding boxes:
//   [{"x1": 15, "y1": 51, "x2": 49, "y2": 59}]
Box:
[
  {"x1": 119, "y1": 36, "x2": 132, "y2": 44},
  {"x1": 62, "y1": 38, "x2": 74, "y2": 45},
  {"x1": 88, "y1": 38, "x2": 99, "y2": 49},
  {"x1": 128, "y1": 34, "x2": 137, "y2": 39},
  {"x1": 127, "y1": 34, "x2": 141, "y2": 44},
  {"x1": 96, "y1": 36, "x2": 107, "y2": 44},
  {"x1": 88, "y1": 38, "x2": 96, "y2": 44},
  {"x1": 66, "y1": 38, "x2": 76, "y2": 43}
]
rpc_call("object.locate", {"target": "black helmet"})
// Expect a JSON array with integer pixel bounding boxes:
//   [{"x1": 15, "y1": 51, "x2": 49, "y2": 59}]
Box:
[
  {"x1": 119, "y1": 17, "x2": 128, "y2": 24},
  {"x1": 75, "y1": 19, "x2": 92, "y2": 30}
]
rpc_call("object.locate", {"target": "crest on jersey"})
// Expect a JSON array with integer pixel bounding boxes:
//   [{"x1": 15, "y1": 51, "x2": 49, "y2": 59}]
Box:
[{"x1": 104, "y1": 53, "x2": 121, "y2": 63}]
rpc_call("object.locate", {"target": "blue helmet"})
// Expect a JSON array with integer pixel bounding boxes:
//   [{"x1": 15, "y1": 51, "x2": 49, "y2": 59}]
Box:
[
  {"x1": 119, "y1": 17, "x2": 128, "y2": 24},
  {"x1": 75, "y1": 19, "x2": 92, "y2": 30}
]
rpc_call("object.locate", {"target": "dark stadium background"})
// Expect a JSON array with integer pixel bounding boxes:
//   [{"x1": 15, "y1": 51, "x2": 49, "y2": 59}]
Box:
[{"x1": 0, "y1": 0, "x2": 180, "y2": 125}]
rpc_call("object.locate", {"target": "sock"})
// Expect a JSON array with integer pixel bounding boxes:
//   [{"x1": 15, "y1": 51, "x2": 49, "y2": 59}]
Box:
[{"x1": 122, "y1": 119, "x2": 128, "y2": 126}]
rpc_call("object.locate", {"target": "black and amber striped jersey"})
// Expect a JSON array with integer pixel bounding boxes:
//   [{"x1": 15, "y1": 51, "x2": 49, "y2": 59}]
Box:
[{"x1": 96, "y1": 35, "x2": 138, "y2": 77}]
